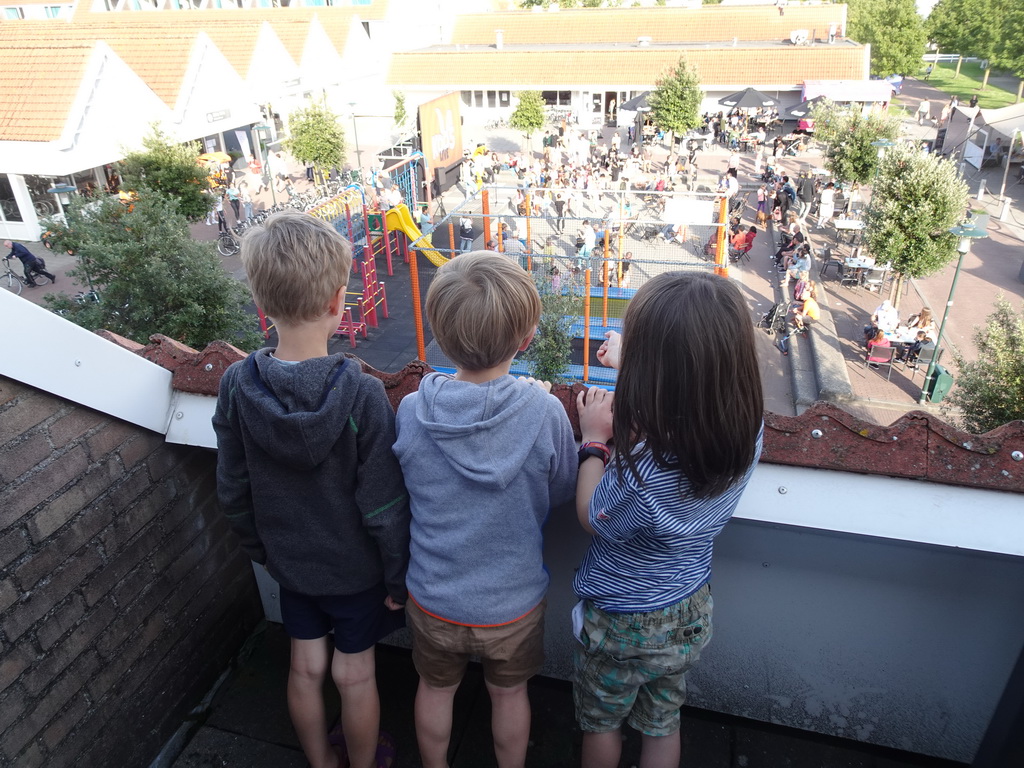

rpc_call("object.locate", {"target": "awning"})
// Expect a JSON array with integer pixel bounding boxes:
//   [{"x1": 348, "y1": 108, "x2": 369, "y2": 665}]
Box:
[{"x1": 802, "y1": 80, "x2": 894, "y2": 103}]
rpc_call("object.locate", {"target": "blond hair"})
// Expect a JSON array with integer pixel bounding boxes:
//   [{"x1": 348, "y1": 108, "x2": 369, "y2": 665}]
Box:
[
  {"x1": 240, "y1": 210, "x2": 351, "y2": 323},
  {"x1": 426, "y1": 251, "x2": 541, "y2": 371}
]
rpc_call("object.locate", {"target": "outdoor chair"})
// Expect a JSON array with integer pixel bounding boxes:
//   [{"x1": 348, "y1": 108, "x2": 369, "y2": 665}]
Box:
[
  {"x1": 862, "y1": 267, "x2": 888, "y2": 293},
  {"x1": 818, "y1": 247, "x2": 844, "y2": 278},
  {"x1": 905, "y1": 345, "x2": 943, "y2": 382},
  {"x1": 864, "y1": 345, "x2": 898, "y2": 382}
]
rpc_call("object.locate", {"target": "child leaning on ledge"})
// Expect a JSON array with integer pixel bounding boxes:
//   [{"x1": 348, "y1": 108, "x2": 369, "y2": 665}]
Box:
[
  {"x1": 393, "y1": 251, "x2": 577, "y2": 768},
  {"x1": 212, "y1": 210, "x2": 409, "y2": 768}
]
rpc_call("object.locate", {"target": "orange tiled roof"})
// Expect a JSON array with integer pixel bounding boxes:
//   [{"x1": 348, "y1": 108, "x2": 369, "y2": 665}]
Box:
[
  {"x1": 0, "y1": 23, "x2": 199, "y2": 107},
  {"x1": 0, "y1": 42, "x2": 93, "y2": 141},
  {"x1": 388, "y1": 45, "x2": 867, "y2": 90},
  {"x1": 451, "y1": 5, "x2": 847, "y2": 46}
]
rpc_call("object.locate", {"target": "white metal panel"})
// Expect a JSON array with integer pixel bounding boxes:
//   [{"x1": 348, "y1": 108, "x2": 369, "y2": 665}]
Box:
[
  {"x1": 737, "y1": 462, "x2": 1024, "y2": 557},
  {"x1": 164, "y1": 390, "x2": 217, "y2": 449},
  {"x1": 0, "y1": 290, "x2": 173, "y2": 434}
]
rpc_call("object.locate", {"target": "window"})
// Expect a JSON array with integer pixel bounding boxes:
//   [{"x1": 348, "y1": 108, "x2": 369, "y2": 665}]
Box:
[
  {"x1": 487, "y1": 91, "x2": 496, "y2": 108},
  {"x1": 44, "y1": 5, "x2": 64, "y2": 18},
  {"x1": 461, "y1": 91, "x2": 472, "y2": 107},
  {"x1": 0, "y1": 175, "x2": 24, "y2": 223},
  {"x1": 541, "y1": 91, "x2": 571, "y2": 107},
  {"x1": 3, "y1": 7, "x2": 24, "y2": 19},
  {"x1": 499, "y1": 91, "x2": 510, "y2": 106},
  {"x1": 474, "y1": 91, "x2": 483, "y2": 108}
]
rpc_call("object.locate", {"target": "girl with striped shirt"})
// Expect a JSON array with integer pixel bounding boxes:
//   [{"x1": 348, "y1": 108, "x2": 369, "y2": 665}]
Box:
[{"x1": 573, "y1": 272, "x2": 764, "y2": 768}]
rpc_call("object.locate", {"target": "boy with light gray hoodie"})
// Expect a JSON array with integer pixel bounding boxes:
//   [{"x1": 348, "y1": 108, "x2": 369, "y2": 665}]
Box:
[{"x1": 393, "y1": 252, "x2": 576, "y2": 768}]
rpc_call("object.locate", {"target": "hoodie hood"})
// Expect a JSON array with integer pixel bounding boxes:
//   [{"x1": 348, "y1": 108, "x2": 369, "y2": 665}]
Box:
[
  {"x1": 414, "y1": 373, "x2": 546, "y2": 489},
  {"x1": 232, "y1": 350, "x2": 357, "y2": 470}
]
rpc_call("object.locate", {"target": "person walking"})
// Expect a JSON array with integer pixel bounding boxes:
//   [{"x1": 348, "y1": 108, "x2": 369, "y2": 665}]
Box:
[{"x1": 4, "y1": 240, "x2": 55, "y2": 286}]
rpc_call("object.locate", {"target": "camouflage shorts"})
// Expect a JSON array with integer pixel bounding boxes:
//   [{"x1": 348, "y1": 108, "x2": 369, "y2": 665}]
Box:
[{"x1": 573, "y1": 584, "x2": 713, "y2": 737}]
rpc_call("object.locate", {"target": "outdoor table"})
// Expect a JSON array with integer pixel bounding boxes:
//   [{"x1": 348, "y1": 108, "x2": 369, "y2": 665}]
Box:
[
  {"x1": 884, "y1": 326, "x2": 922, "y2": 345},
  {"x1": 842, "y1": 255, "x2": 876, "y2": 286},
  {"x1": 834, "y1": 218, "x2": 864, "y2": 244}
]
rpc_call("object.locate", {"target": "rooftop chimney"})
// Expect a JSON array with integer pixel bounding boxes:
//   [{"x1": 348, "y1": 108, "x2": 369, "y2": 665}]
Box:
[{"x1": 496, "y1": 29, "x2": 504, "y2": 50}]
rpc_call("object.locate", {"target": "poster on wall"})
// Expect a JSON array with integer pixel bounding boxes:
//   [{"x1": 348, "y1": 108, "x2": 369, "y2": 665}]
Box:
[{"x1": 418, "y1": 93, "x2": 463, "y2": 174}]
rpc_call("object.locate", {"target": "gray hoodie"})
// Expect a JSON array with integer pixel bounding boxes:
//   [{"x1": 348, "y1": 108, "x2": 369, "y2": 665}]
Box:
[
  {"x1": 393, "y1": 372, "x2": 576, "y2": 625},
  {"x1": 213, "y1": 350, "x2": 410, "y2": 602}
]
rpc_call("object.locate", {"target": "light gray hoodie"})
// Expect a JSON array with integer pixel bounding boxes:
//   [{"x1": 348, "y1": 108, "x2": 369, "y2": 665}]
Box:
[{"x1": 393, "y1": 372, "x2": 576, "y2": 626}]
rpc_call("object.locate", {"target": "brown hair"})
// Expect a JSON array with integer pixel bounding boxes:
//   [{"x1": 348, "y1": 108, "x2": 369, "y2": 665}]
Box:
[
  {"x1": 426, "y1": 251, "x2": 541, "y2": 371},
  {"x1": 240, "y1": 210, "x2": 351, "y2": 323},
  {"x1": 612, "y1": 272, "x2": 763, "y2": 498}
]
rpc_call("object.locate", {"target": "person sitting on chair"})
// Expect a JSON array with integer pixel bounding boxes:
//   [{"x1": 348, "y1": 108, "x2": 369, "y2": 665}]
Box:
[
  {"x1": 776, "y1": 283, "x2": 819, "y2": 355},
  {"x1": 729, "y1": 226, "x2": 757, "y2": 261}
]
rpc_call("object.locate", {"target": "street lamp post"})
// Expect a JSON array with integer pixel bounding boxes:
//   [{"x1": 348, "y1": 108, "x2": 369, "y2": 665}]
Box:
[
  {"x1": 348, "y1": 101, "x2": 363, "y2": 184},
  {"x1": 917, "y1": 222, "x2": 988, "y2": 404}
]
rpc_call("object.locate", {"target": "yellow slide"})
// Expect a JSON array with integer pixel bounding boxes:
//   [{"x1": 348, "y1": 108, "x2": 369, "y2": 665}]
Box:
[{"x1": 383, "y1": 204, "x2": 449, "y2": 267}]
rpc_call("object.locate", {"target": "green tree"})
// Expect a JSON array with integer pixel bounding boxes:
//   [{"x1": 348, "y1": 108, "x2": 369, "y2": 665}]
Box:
[
  {"x1": 994, "y1": 2, "x2": 1024, "y2": 78},
  {"x1": 862, "y1": 143, "x2": 969, "y2": 306},
  {"x1": 523, "y1": 274, "x2": 584, "y2": 383},
  {"x1": 809, "y1": 100, "x2": 902, "y2": 186},
  {"x1": 393, "y1": 90, "x2": 408, "y2": 130},
  {"x1": 648, "y1": 58, "x2": 703, "y2": 147},
  {"x1": 119, "y1": 124, "x2": 212, "y2": 222},
  {"x1": 285, "y1": 102, "x2": 346, "y2": 184},
  {"x1": 42, "y1": 192, "x2": 261, "y2": 351},
  {"x1": 928, "y1": 0, "x2": 1004, "y2": 61},
  {"x1": 847, "y1": 0, "x2": 927, "y2": 76},
  {"x1": 945, "y1": 297, "x2": 1024, "y2": 433},
  {"x1": 509, "y1": 91, "x2": 546, "y2": 146}
]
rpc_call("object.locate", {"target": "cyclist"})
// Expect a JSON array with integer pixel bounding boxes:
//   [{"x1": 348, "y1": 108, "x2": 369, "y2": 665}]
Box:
[{"x1": 4, "y1": 240, "x2": 55, "y2": 287}]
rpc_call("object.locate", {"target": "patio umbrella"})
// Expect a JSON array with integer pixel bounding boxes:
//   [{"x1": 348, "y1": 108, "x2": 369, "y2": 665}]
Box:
[
  {"x1": 718, "y1": 87, "x2": 776, "y2": 109},
  {"x1": 197, "y1": 151, "x2": 232, "y2": 164},
  {"x1": 619, "y1": 92, "x2": 651, "y2": 113},
  {"x1": 781, "y1": 96, "x2": 827, "y2": 120}
]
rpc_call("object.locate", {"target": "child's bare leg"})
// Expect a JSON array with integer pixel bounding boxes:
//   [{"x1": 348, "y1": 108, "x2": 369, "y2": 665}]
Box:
[
  {"x1": 639, "y1": 730, "x2": 680, "y2": 768},
  {"x1": 415, "y1": 679, "x2": 459, "y2": 768},
  {"x1": 486, "y1": 680, "x2": 530, "y2": 768},
  {"x1": 287, "y1": 637, "x2": 337, "y2": 768},
  {"x1": 332, "y1": 647, "x2": 380, "y2": 768},
  {"x1": 581, "y1": 729, "x2": 621, "y2": 768}
]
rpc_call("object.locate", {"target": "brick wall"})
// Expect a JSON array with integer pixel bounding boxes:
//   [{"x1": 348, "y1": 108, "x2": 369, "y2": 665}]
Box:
[{"x1": 0, "y1": 375, "x2": 263, "y2": 767}]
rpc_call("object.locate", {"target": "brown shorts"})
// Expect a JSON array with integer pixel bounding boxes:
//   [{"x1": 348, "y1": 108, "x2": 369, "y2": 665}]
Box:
[{"x1": 406, "y1": 599, "x2": 546, "y2": 689}]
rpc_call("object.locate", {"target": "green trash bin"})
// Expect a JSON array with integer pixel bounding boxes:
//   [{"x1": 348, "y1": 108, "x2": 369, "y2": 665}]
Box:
[{"x1": 923, "y1": 364, "x2": 954, "y2": 403}]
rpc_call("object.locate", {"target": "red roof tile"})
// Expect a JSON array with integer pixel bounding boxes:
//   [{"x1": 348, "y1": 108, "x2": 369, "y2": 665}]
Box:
[{"x1": 110, "y1": 335, "x2": 1024, "y2": 495}]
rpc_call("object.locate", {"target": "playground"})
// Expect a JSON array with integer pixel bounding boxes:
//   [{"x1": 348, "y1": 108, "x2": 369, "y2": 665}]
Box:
[{"x1": 301, "y1": 172, "x2": 734, "y2": 386}]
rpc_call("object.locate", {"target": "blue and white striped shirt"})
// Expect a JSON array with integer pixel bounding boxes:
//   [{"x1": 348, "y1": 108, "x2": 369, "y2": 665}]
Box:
[{"x1": 573, "y1": 426, "x2": 763, "y2": 613}]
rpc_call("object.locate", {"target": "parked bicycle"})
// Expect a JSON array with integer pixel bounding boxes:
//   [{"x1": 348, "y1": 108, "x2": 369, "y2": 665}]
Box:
[{"x1": 2, "y1": 257, "x2": 51, "y2": 295}]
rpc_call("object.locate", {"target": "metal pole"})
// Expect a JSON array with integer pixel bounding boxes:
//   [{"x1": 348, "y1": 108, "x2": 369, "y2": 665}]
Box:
[
  {"x1": 998, "y1": 128, "x2": 1019, "y2": 200},
  {"x1": 349, "y1": 103, "x2": 363, "y2": 183},
  {"x1": 918, "y1": 242, "x2": 967, "y2": 404}
]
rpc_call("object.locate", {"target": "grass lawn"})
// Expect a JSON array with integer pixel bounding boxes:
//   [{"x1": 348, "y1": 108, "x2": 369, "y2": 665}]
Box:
[{"x1": 916, "y1": 61, "x2": 1020, "y2": 109}]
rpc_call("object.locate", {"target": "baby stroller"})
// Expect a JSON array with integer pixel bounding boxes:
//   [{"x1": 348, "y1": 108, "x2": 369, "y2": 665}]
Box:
[{"x1": 757, "y1": 302, "x2": 788, "y2": 336}]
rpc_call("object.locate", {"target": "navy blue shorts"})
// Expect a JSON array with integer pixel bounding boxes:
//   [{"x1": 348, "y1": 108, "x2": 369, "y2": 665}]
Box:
[{"x1": 280, "y1": 582, "x2": 405, "y2": 654}]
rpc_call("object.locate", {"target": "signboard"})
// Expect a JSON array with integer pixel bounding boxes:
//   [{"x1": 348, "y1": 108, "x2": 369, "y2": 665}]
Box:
[{"x1": 419, "y1": 93, "x2": 463, "y2": 173}]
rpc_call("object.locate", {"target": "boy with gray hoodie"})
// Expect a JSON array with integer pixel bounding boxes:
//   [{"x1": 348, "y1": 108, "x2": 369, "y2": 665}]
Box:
[
  {"x1": 393, "y1": 251, "x2": 577, "y2": 768},
  {"x1": 213, "y1": 211, "x2": 409, "y2": 768}
]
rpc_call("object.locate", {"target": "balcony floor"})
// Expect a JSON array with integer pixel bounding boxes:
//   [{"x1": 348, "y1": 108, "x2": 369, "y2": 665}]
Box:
[{"x1": 170, "y1": 622, "x2": 966, "y2": 768}]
